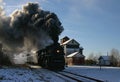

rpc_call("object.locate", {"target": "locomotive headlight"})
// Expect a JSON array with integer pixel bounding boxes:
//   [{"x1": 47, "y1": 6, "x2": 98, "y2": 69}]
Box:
[{"x1": 57, "y1": 50, "x2": 60, "y2": 53}]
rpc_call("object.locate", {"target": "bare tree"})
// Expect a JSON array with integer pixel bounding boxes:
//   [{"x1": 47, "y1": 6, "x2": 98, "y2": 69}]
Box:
[
  {"x1": 95, "y1": 52, "x2": 102, "y2": 63},
  {"x1": 110, "y1": 48, "x2": 120, "y2": 66},
  {"x1": 87, "y1": 52, "x2": 94, "y2": 60},
  {"x1": 86, "y1": 52, "x2": 97, "y2": 65}
]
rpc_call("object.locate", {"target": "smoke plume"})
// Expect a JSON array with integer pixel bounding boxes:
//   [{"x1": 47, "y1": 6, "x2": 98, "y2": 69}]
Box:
[{"x1": 0, "y1": 2, "x2": 64, "y2": 52}]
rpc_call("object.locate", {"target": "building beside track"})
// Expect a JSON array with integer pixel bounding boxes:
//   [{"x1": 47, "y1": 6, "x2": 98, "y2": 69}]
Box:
[{"x1": 60, "y1": 36, "x2": 85, "y2": 65}]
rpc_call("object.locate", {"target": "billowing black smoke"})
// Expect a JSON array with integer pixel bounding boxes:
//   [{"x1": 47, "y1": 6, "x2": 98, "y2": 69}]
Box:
[{"x1": 0, "y1": 2, "x2": 64, "y2": 52}]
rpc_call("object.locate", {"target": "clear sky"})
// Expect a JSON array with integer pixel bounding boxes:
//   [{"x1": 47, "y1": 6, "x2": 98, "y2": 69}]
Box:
[{"x1": 1, "y1": 0, "x2": 120, "y2": 57}]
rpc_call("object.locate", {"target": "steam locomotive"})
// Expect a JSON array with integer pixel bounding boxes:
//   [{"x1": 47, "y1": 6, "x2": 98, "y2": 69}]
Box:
[{"x1": 37, "y1": 43, "x2": 65, "y2": 70}]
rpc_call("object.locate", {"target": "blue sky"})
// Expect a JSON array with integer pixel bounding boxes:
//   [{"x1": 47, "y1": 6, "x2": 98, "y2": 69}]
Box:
[{"x1": 2, "y1": 0, "x2": 120, "y2": 57}]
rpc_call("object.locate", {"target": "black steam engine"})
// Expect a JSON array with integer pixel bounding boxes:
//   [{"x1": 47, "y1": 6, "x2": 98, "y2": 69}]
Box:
[{"x1": 37, "y1": 42, "x2": 65, "y2": 70}]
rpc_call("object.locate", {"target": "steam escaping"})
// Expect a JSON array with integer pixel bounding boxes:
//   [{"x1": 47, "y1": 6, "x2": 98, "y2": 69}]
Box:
[
  {"x1": 0, "y1": 0, "x2": 5, "y2": 16},
  {"x1": 0, "y1": 2, "x2": 64, "y2": 52},
  {"x1": 13, "y1": 51, "x2": 37, "y2": 64}
]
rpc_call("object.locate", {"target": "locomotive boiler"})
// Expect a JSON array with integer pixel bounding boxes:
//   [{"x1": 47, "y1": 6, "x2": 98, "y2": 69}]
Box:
[{"x1": 37, "y1": 43, "x2": 65, "y2": 70}]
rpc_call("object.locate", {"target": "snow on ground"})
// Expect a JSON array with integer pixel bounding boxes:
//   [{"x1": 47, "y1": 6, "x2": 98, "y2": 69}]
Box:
[
  {"x1": 0, "y1": 66, "x2": 120, "y2": 82},
  {"x1": 0, "y1": 67, "x2": 66, "y2": 82},
  {"x1": 65, "y1": 65, "x2": 120, "y2": 82}
]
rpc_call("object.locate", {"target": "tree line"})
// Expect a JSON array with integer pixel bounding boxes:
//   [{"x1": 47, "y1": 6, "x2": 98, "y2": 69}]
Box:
[{"x1": 85, "y1": 48, "x2": 120, "y2": 67}]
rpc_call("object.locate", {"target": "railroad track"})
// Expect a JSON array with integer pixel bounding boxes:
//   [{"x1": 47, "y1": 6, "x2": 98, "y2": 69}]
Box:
[
  {"x1": 27, "y1": 64, "x2": 104, "y2": 82},
  {"x1": 54, "y1": 71, "x2": 104, "y2": 82}
]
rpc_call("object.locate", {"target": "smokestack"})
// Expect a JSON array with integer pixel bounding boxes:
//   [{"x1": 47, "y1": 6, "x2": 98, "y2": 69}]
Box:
[{"x1": 0, "y1": 2, "x2": 64, "y2": 52}]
